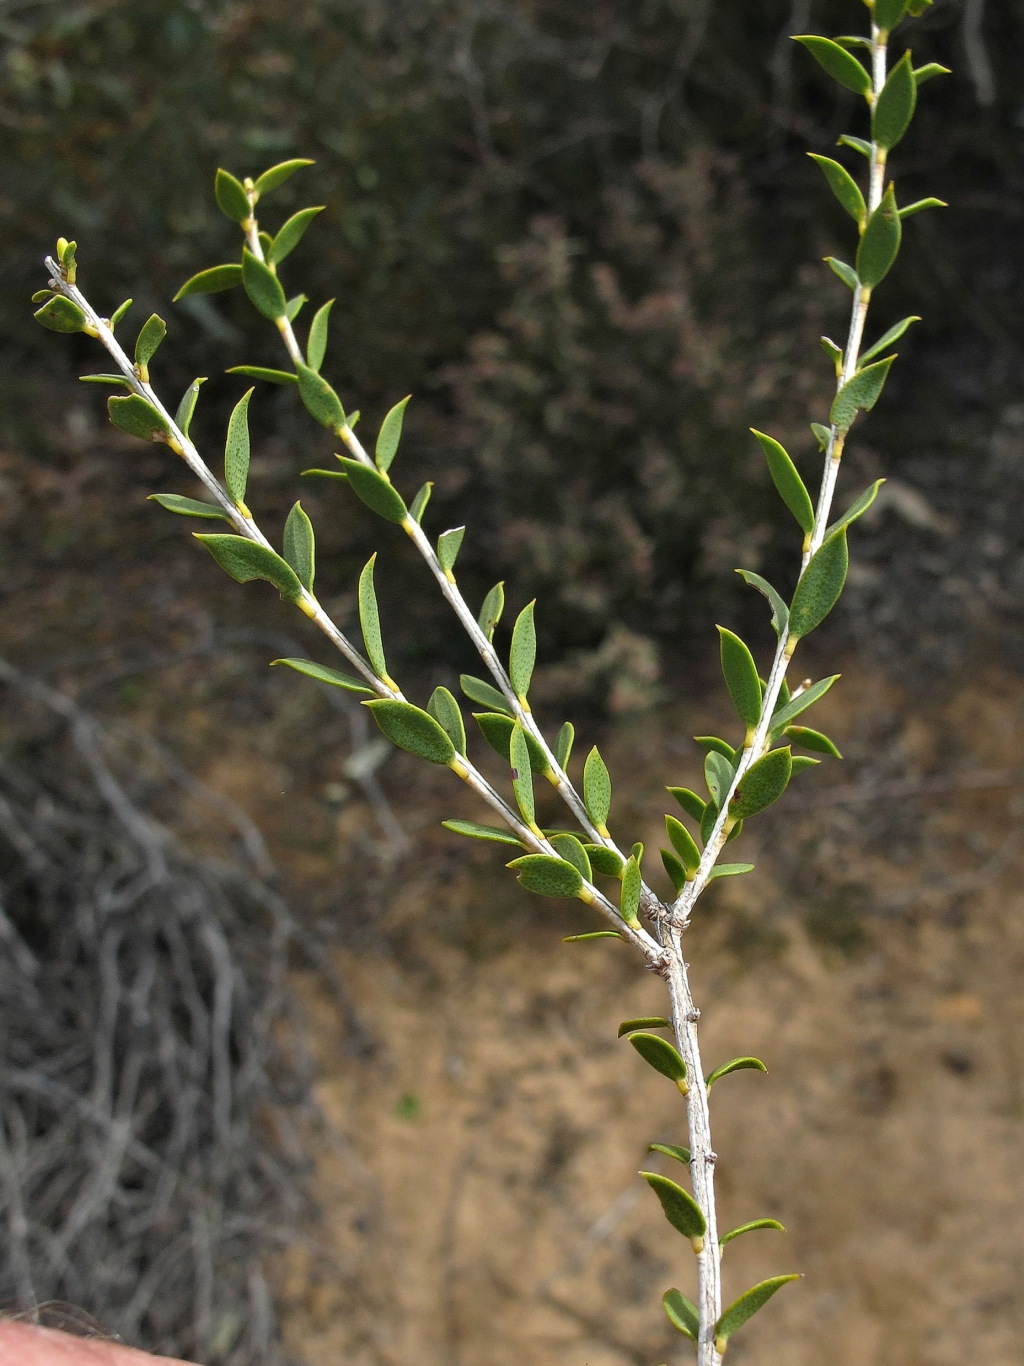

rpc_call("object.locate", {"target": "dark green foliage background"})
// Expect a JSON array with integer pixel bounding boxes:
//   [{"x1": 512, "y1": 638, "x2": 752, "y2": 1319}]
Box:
[{"x1": 2, "y1": 0, "x2": 1021, "y2": 697}]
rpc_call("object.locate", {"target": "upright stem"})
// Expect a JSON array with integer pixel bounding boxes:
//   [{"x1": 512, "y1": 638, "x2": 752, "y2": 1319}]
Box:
[{"x1": 665, "y1": 932, "x2": 721, "y2": 1366}]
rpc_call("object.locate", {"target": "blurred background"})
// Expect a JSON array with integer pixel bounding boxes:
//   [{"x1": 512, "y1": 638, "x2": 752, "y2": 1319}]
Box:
[{"x1": 2, "y1": 0, "x2": 1024, "y2": 1363}]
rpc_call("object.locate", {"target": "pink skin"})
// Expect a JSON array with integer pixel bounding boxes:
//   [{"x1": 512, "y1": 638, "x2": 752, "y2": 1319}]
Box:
[{"x1": 0, "y1": 1323, "x2": 194, "y2": 1366}]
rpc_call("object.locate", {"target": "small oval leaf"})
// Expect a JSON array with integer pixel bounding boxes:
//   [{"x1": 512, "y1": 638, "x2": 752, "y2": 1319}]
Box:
[
  {"x1": 715, "y1": 1275, "x2": 801, "y2": 1347},
  {"x1": 549, "y1": 833, "x2": 592, "y2": 881},
  {"x1": 358, "y1": 553, "x2": 388, "y2": 680},
  {"x1": 706, "y1": 1056, "x2": 768, "y2": 1089},
  {"x1": 769, "y1": 675, "x2": 840, "y2": 732},
  {"x1": 174, "y1": 377, "x2": 207, "y2": 435},
  {"x1": 720, "y1": 1218, "x2": 786, "y2": 1250},
  {"x1": 794, "y1": 35, "x2": 872, "y2": 95},
  {"x1": 718, "y1": 627, "x2": 762, "y2": 731},
  {"x1": 873, "y1": 51, "x2": 916, "y2": 150},
  {"x1": 663, "y1": 1289, "x2": 699, "y2": 1341},
  {"x1": 736, "y1": 570, "x2": 789, "y2": 637},
  {"x1": 620, "y1": 854, "x2": 641, "y2": 926},
  {"x1": 629, "y1": 1033, "x2": 687, "y2": 1089},
  {"x1": 306, "y1": 298, "x2": 335, "y2": 372},
  {"x1": 584, "y1": 844, "x2": 625, "y2": 876},
  {"x1": 194, "y1": 534, "x2": 303, "y2": 602},
  {"x1": 785, "y1": 725, "x2": 842, "y2": 758},
  {"x1": 751, "y1": 430, "x2": 814, "y2": 535},
  {"x1": 808, "y1": 154, "x2": 866, "y2": 225},
  {"x1": 647, "y1": 1142, "x2": 691, "y2": 1165},
  {"x1": 442, "y1": 819, "x2": 522, "y2": 846},
  {"x1": 148, "y1": 493, "x2": 228, "y2": 521},
  {"x1": 282, "y1": 501, "x2": 315, "y2": 591},
  {"x1": 474, "y1": 713, "x2": 550, "y2": 774},
  {"x1": 271, "y1": 658, "x2": 374, "y2": 695},
  {"x1": 665, "y1": 816, "x2": 700, "y2": 876},
  {"x1": 34, "y1": 296, "x2": 89, "y2": 333},
  {"x1": 376, "y1": 395, "x2": 410, "y2": 472},
  {"x1": 510, "y1": 723, "x2": 536, "y2": 825},
  {"x1": 789, "y1": 529, "x2": 849, "y2": 640},
  {"x1": 583, "y1": 746, "x2": 612, "y2": 829},
  {"x1": 224, "y1": 387, "x2": 253, "y2": 507},
  {"x1": 134, "y1": 313, "x2": 166, "y2": 369},
  {"x1": 254, "y1": 158, "x2": 314, "y2": 196},
  {"x1": 856, "y1": 184, "x2": 902, "y2": 288},
  {"x1": 618, "y1": 1017, "x2": 670, "y2": 1037},
  {"x1": 365, "y1": 699, "x2": 456, "y2": 765},
  {"x1": 173, "y1": 264, "x2": 243, "y2": 301},
  {"x1": 427, "y1": 686, "x2": 466, "y2": 756},
  {"x1": 554, "y1": 720, "x2": 574, "y2": 770},
  {"x1": 507, "y1": 853, "x2": 584, "y2": 899},
  {"x1": 437, "y1": 526, "x2": 465, "y2": 576},
  {"x1": 667, "y1": 787, "x2": 706, "y2": 822},
  {"x1": 269, "y1": 206, "x2": 324, "y2": 264},
  {"x1": 241, "y1": 248, "x2": 286, "y2": 320},
  {"x1": 107, "y1": 394, "x2": 171, "y2": 442},
  {"x1": 336, "y1": 458, "x2": 407, "y2": 524},
  {"x1": 640, "y1": 1172, "x2": 706, "y2": 1246},
  {"x1": 729, "y1": 749, "x2": 792, "y2": 821},
  {"x1": 478, "y1": 582, "x2": 505, "y2": 642},
  {"x1": 296, "y1": 361, "x2": 345, "y2": 429},
  {"x1": 460, "y1": 674, "x2": 512, "y2": 715},
  {"x1": 509, "y1": 601, "x2": 537, "y2": 700},
  {"x1": 215, "y1": 168, "x2": 251, "y2": 222}
]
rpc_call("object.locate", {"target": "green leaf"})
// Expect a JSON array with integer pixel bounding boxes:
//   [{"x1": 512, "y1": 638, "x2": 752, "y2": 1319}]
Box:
[
  {"x1": 898, "y1": 196, "x2": 947, "y2": 219},
  {"x1": 215, "y1": 168, "x2": 251, "y2": 222},
  {"x1": 620, "y1": 854, "x2": 641, "y2": 925},
  {"x1": 442, "y1": 819, "x2": 522, "y2": 846},
  {"x1": 859, "y1": 316, "x2": 920, "y2": 365},
  {"x1": 227, "y1": 365, "x2": 297, "y2": 386},
  {"x1": 663, "y1": 1289, "x2": 699, "y2": 1341},
  {"x1": 873, "y1": 51, "x2": 917, "y2": 150},
  {"x1": 271, "y1": 657, "x2": 374, "y2": 695},
  {"x1": 305, "y1": 298, "x2": 334, "y2": 372},
  {"x1": 194, "y1": 534, "x2": 303, "y2": 602},
  {"x1": 409, "y1": 481, "x2": 433, "y2": 525},
  {"x1": 460, "y1": 674, "x2": 512, "y2": 715},
  {"x1": 838, "y1": 134, "x2": 873, "y2": 158},
  {"x1": 874, "y1": 0, "x2": 909, "y2": 31},
  {"x1": 438, "y1": 526, "x2": 465, "y2": 576},
  {"x1": 134, "y1": 313, "x2": 166, "y2": 370},
  {"x1": 562, "y1": 930, "x2": 623, "y2": 943},
  {"x1": 358, "y1": 554, "x2": 388, "y2": 679},
  {"x1": 510, "y1": 723, "x2": 536, "y2": 825},
  {"x1": 770, "y1": 675, "x2": 840, "y2": 732},
  {"x1": 241, "y1": 248, "x2": 286, "y2": 320},
  {"x1": 79, "y1": 373, "x2": 131, "y2": 388},
  {"x1": 618, "y1": 1017, "x2": 670, "y2": 1037},
  {"x1": 736, "y1": 570, "x2": 789, "y2": 637},
  {"x1": 641, "y1": 1172, "x2": 706, "y2": 1248},
  {"x1": 254, "y1": 158, "x2": 314, "y2": 196},
  {"x1": 907, "y1": 0, "x2": 934, "y2": 12},
  {"x1": 427, "y1": 686, "x2": 466, "y2": 756},
  {"x1": 148, "y1": 493, "x2": 228, "y2": 521},
  {"x1": 34, "y1": 296, "x2": 88, "y2": 333},
  {"x1": 794, "y1": 35, "x2": 872, "y2": 95},
  {"x1": 376, "y1": 395, "x2": 410, "y2": 472},
  {"x1": 549, "y1": 833, "x2": 592, "y2": 881},
  {"x1": 583, "y1": 746, "x2": 612, "y2": 829},
  {"x1": 789, "y1": 529, "x2": 849, "y2": 640},
  {"x1": 269, "y1": 206, "x2": 324, "y2": 264},
  {"x1": 808, "y1": 154, "x2": 866, "y2": 225},
  {"x1": 700, "y1": 799, "x2": 718, "y2": 847},
  {"x1": 478, "y1": 582, "x2": 505, "y2": 642},
  {"x1": 704, "y1": 751, "x2": 734, "y2": 808},
  {"x1": 831, "y1": 357, "x2": 896, "y2": 432},
  {"x1": 584, "y1": 844, "x2": 625, "y2": 876},
  {"x1": 667, "y1": 787, "x2": 706, "y2": 822},
  {"x1": 337, "y1": 457, "x2": 408, "y2": 524},
  {"x1": 474, "y1": 713, "x2": 550, "y2": 775},
  {"x1": 912, "y1": 62, "x2": 949, "y2": 85},
  {"x1": 296, "y1": 362, "x2": 345, "y2": 429},
  {"x1": 751, "y1": 430, "x2": 814, "y2": 535},
  {"x1": 507, "y1": 853, "x2": 583, "y2": 899},
  {"x1": 715, "y1": 1276, "x2": 801, "y2": 1349},
  {"x1": 108, "y1": 297, "x2": 133, "y2": 329},
  {"x1": 706, "y1": 1056, "x2": 768, "y2": 1088},
  {"x1": 630, "y1": 1034, "x2": 687, "y2": 1089},
  {"x1": 665, "y1": 815, "x2": 700, "y2": 876},
  {"x1": 107, "y1": 394, "x2": 171, "y2": 442},
  {"x1": 509, "y1": 601, "x2": 537, "y2": 700},
  {"x1": 660, "y1": 848, "x2": 688, "y2": 893},
  {"x1": 811, "y1": 422, "x2": 832, "y2": 450},
  {"x1": 718, "y1": 627, "x2": 762, "y2": 731},
  {"x1": 554, "y1": 721, "x2": 574, "y2": 770},
  {"x1": 365, "y1": 700, "x2": 456, "y2": 765},
  {"x1": 282, "y1": 501, "x2": 315, "y2": 591},
  {"x1": 826, "y1": 479, "x2": 885, "y2": 537},
  {"x1": 729, "y1": 749, "x2": 792, "y2": 821},
  {"x1": 791, "y1": 755, "x2": 820, "y2": 774},
  {"x1": 174, "y1": 377, "x2": 207, "y2": 435},
  {"x1": 31, "y1": 289, "x2": 54, "y2": 304},
  {"x1": 708, "y1": 862, "x2": 754, "y2": 879},
  {"x1": 825, "y1": 257, "x2": 859, "y2": 290},
  {"x1": 857, "y1": 185, "x2": 902, "y2": 288},
  {"x1": 820, "y1": 335, "x2": 844, "y2": 375},
  {"x1": 224, "y1": 388, "x2": 253, "y2": 507},
  {"x1": 648, "y1": 1142, "x2": 691, "y2": 1165},
  {"x1": 173, "y1": 264, "x2": 243, "y2": 302},
  {"x1": 285, "y1": 293, "x2": 306, "y2": 322},
  {"x1": 785, "y1": 725, "x2": 842, "y2": 758},
  {"x1": 720, "y1": 1219, "x2": 786, "y2": 1249}
]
